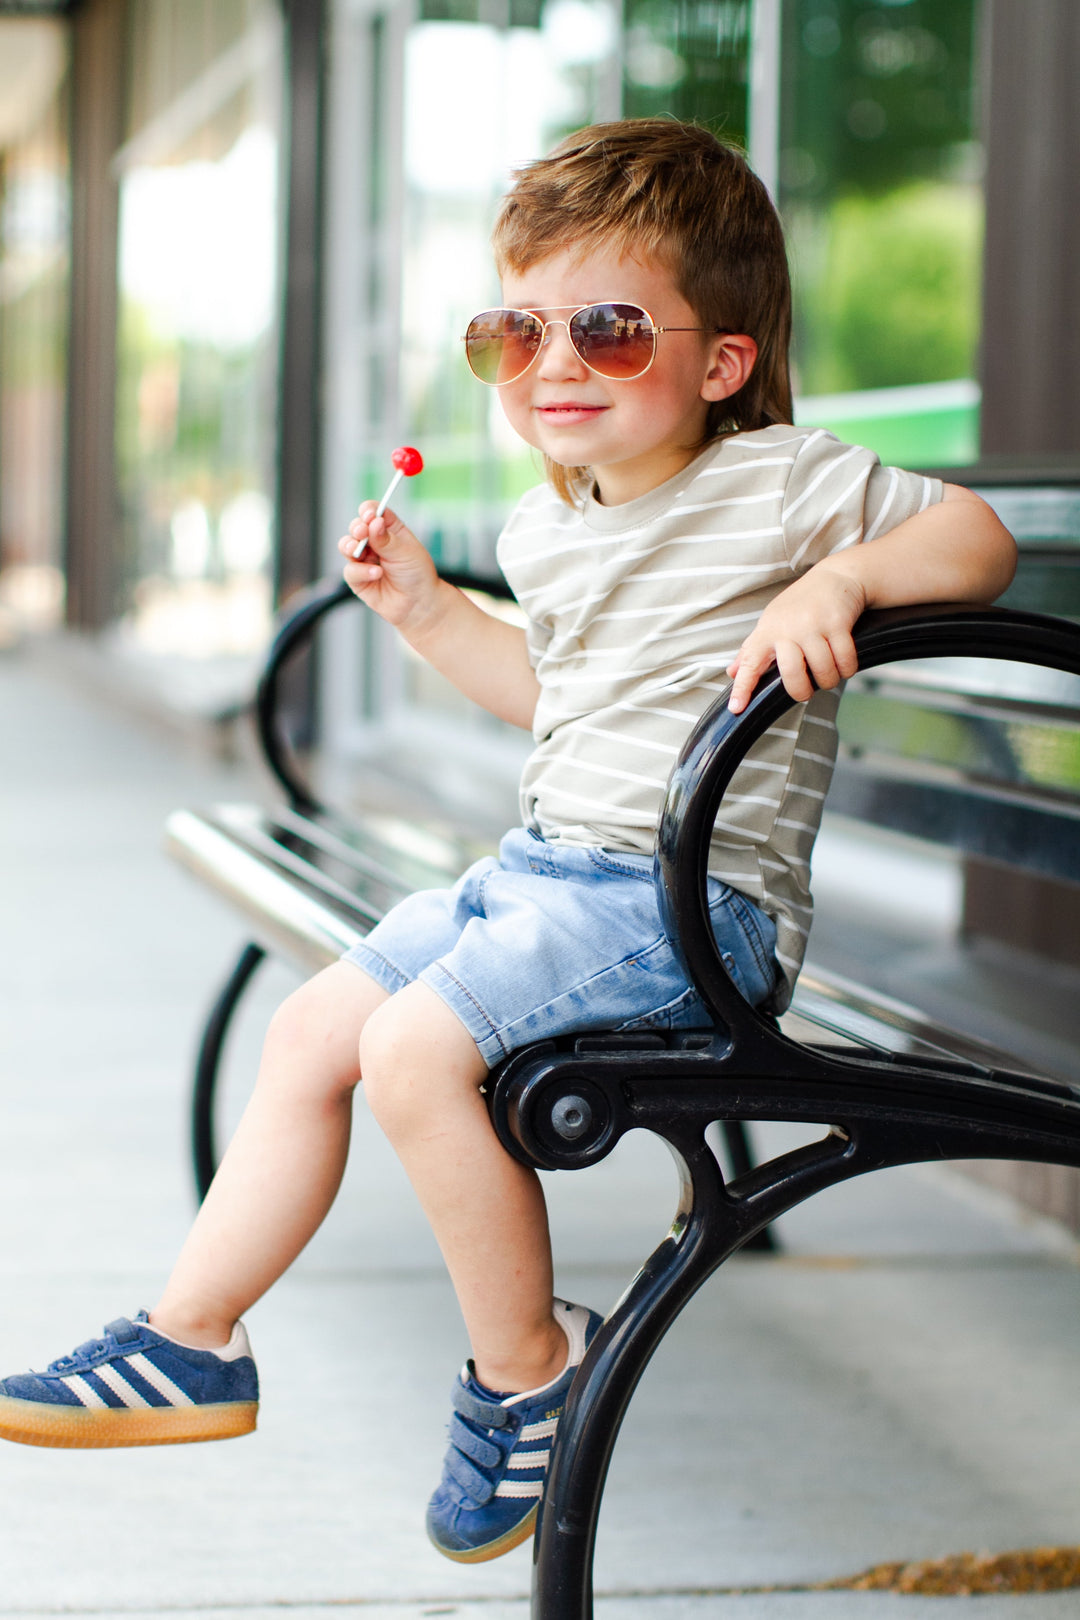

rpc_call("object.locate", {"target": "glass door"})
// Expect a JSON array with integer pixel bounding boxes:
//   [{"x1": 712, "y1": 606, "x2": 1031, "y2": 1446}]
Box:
[
  {"x1": 112, "y1": 0, "x2": 284, "y2": 690},
  {"x1": 0, "y1": 16, "x2": 70, "y2": 641}
]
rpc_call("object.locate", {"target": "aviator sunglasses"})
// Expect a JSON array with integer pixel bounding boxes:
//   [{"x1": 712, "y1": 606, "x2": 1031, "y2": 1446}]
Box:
[{"x1": 463, "y1": 302, "x2": 729, "y2": 386}]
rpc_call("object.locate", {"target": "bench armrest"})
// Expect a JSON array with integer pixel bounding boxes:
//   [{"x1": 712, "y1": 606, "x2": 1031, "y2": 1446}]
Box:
[
  {"x1": 256, "y1": 578, "x2": 354, "y2": 814},
  {"x1": 655, "y1": 602, "x2": 1080, "y2": 1040},
  {"x1": 255, "y1": 567, "x2": 516, "y2": 816}
]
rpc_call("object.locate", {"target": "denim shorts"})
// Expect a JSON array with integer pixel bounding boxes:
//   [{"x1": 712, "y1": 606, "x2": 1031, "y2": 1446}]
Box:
[{"x1": 342, "y1": 826, "x2": 778, "y2": 1069}]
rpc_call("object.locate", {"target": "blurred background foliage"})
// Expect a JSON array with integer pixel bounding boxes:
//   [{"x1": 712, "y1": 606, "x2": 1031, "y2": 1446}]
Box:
[
  {"x1": 793, "y1": 180, "x2": 982, "y2": 393},
  {"x1": 779, "y1": 0, "x2": 982, "y2": 403},
  {"x1": 622, "y1": 0, "x2": 750, "y2": 136}
]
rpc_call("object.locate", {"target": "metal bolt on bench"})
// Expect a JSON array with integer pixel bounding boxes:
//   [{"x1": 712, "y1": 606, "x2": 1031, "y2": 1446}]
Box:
[{"x1": 165, "y1": 576, "x2": 1080, "y2": 1620}]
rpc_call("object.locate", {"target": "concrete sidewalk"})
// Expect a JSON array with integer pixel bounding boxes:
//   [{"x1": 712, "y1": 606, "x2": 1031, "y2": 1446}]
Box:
[{"x1": 2, "y1": 640, "x2": 1080, "y2": 1619}]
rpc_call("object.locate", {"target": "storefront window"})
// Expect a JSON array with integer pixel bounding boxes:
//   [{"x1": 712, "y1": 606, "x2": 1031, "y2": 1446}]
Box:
[
  {"x1": 779, "y1": 0, "x2": 983, "y2": 465},
  {"x1": 113, "y1": 0, "x2": 283, "y2": 667},
  {"x1": 351, "y1": 0, "x2": 620, "y2": 583},
  {"x1": 324, "y1": 0, "x2": 621, "y2": 809},
  {"x1": 0, "y1": 17, "x2": 69, "y2": 640}
]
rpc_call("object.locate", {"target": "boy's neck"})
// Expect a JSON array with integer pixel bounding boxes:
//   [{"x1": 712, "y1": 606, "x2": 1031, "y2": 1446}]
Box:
[{"x1": 591, "y1": 438, "x2": 708, "y2": 506}]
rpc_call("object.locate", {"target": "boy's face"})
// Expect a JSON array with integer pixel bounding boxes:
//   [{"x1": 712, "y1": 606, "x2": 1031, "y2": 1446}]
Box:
[{"x1": 498, "y1": 243, "x2": 755, "y2": 505}]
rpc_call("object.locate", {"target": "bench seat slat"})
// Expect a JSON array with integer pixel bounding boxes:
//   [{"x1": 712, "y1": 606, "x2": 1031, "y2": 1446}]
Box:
[
  {"x1": 165, "y1": 809, "x2": 364, "y2": 975},
  {"x1": 270, "y1": 804, "x2": 478, "y2": 895},
  {"x1": 788, "y1": 965, "x2": 1052, "y2": 1077},
  {"x1": 212, "y1": 808, "x2": 411, "y2": 922}
]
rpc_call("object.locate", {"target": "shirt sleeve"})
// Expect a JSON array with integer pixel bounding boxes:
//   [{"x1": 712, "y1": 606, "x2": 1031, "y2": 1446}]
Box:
[
  {"x1": 523, "y1": 614, "x2": 552, "y2": 669},
  {"x1": 781, "y1": 428, "x2": 944, "y2": 573}
]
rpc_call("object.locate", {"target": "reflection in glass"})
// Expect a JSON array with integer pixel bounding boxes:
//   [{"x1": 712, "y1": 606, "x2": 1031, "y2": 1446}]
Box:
[
  {"x1": 0, "y1": 18, "x2": 69, "y2": 641},
  {"x1": 114, "y1": 0, "x2": 283, "y2": 666},
  {"x1": 381, "y1": 5, "x2": 619, "y2": 584}
]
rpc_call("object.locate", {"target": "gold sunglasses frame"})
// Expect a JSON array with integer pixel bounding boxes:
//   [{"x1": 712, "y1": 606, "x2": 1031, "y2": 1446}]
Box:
[{"x1": 462, "y1": 302, "x2": 727, "y2": 386}]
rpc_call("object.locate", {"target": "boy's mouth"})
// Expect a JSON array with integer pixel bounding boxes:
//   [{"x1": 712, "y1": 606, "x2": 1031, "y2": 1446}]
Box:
[{"x1": 534, "y1": 403, "x2": 607, "y2": 423}]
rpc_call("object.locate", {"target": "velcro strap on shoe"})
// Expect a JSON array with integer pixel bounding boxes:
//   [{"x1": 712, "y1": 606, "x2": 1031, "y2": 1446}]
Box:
[
  {"x1": 451, "y1": 1379, "x2": 510, "y2": 1430},
  {"x1": 104, "y1": 1318, "x2": 140, "y2": 1345},
  {"x1": 448, "y1": 1412, "x2": 502, "y2": 1471},
  {"x1": 444, "y1": 1443, "x2": 496, "y2": 1506}
]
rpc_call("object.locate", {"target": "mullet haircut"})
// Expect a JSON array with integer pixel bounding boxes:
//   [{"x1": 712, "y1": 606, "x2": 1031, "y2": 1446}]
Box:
[{"x1": 491, "y1": 118, "x2": 793, "y2": 504}]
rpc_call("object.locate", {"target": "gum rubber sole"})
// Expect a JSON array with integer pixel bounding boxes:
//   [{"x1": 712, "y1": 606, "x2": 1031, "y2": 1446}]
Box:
[
  {"x1": 0, "y1": 1394, "x2": 257, "y2": 1449},
  {"x1": 429, "y1": 1502, "x2": 539, "y2": 1564}
]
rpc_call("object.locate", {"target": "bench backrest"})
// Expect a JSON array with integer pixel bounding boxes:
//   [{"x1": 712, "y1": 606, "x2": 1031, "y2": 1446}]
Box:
[{"x1": 831, "y1": 482, "x2": 1080, "y2": 885}]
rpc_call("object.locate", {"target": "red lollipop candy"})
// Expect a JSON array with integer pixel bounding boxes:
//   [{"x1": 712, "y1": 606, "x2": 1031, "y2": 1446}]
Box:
[
  {"x1": 391, "y1": 445, "x2": 423, "y2": 478},
  {"x1": 354, "y1": 446, "x2": 424, "y2": 556}
]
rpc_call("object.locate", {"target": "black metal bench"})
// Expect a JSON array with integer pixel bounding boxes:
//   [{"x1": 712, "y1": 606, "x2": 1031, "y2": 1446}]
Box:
[{"x1": 165, "y1": 566, "x2": 1080, "y2": 1620}]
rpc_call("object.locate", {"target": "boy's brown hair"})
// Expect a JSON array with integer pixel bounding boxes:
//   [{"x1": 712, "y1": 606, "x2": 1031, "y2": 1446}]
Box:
[{"x1": 492, "y1": 118, "x2": 793, "y2": 503}]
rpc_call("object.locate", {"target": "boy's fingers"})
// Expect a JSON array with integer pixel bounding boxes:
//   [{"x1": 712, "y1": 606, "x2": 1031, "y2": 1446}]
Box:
[
  {"x1": 775, "y1": 641, "x2": 815, "y2": 703},
  {"x1": 727, "y1": 648, "x2": 772, "y2": 712},
  {"x1": 830, "y1": 631, "x2": 859, "y2": 679},
  {"x1": 801, "y1": 634, "x2": 842, "y2": 691},
  {"x1": 359, "y1": 510, "x2": 408, "y2": 556},
  {"x1": 342, "y1": 557, "x2": 382, "y2": 587}
]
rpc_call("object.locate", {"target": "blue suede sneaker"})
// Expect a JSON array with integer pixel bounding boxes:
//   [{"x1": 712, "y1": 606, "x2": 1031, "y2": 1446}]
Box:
[
  {"x1": 427, "y1": 1298, "x2": 603, "y2": 1563},
  {"x1": 0, "y1": 1312, "x2": 258, "y2": 1449}
]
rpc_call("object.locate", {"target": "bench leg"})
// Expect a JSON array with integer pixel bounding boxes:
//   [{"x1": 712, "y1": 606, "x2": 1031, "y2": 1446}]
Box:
[
  {"x1": 532, "y1": 1135, "x2": 733, "y2": 1620},
  {"x1": 191, "y1": 943, "x2": 266, "y2": 1203}
]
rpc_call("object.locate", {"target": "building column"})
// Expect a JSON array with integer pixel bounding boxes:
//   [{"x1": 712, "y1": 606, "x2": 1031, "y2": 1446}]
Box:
[
  {"x1": 979, "y1": 0, "x2": 1080, "y2": 459},
  {"x1": 276, "y1": 0, "x2": 326, "y2": 604},
  {"x1": 64, "y1": 0, "x2": 126, "y2": 630}
]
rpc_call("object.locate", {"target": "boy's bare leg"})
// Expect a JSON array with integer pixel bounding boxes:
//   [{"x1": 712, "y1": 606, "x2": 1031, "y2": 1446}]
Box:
[
  {"x1": 360, "y1": 981, "x2": 566, "y2": 1395},
  {"x1": 150, "y1": 962, "x2": 389, "y2": 1348},
  {"x1": 151, "y1": 965, "x2": 565, "y2": 1396}
]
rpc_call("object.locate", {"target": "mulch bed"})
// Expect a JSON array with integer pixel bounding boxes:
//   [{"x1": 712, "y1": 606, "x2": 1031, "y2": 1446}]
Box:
[{"x1": 822, "y1": 1547, "x2": 1080, "y2": 1595}]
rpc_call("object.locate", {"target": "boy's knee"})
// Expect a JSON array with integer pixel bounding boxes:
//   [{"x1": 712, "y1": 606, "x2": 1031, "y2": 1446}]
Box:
[
  {"x1": 358, "y1": 996, "x2": 421, "y2": 1132},
  {"x1": 360, "y1": 984, "x2": 486, "y2": 1137},
  {"x1": 262, "y1": 962, "x2": 381, "y2": 1097}
]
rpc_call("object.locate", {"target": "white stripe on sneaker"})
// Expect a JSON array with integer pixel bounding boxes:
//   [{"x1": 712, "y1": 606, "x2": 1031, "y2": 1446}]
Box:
[
  {"x1": 506, "y1": 1447, "x2": 550, "y2": 1469},
  {"x1": 495, "y1": 1479, "x2": 544, "y2": 1498},
  {"x1": 519, "y1": 1417, "x2": 559, "y2": 1441},
  {"x1": 93, "y1": 1363, "x2": 152, "y2": 1408},
  {"x1": 123, "y1": 1353, "x2": 195, "y2": 1407},
  {"x1": 61, "y1": 1374, "x2": 108, "y2": 1409}
]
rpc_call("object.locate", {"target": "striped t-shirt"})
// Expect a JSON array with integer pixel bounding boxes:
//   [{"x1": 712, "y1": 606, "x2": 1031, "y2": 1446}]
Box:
[{"x1": 496, "y1": 425, "x2": 942, "y2": 1009}]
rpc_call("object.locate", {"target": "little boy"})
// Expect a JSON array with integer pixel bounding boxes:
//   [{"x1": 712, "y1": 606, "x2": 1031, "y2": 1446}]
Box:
[{"x1": 0, "y1": 119, "x2": 1014, "y2": 1563}]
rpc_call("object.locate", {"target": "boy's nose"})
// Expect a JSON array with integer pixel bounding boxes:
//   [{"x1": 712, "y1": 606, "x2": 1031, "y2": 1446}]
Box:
[{"x1": 535, "y1": 320, "x2": 588, "y2": 380}]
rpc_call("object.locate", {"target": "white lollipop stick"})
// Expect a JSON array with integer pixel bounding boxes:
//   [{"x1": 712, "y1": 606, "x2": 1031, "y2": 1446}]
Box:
[
  {"x1": 352, "y1": 469, "x2": 404, "y2": 558},
  {"x1": 374, "y1": 467, "x2": 404, "y2": 518}
]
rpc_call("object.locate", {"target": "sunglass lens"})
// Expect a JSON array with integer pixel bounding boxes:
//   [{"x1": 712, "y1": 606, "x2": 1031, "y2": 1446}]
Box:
[
  {"x1": 465, "y1": 310, "x2": 542, "y2": 385},
  {"x1": 570, "y1": 303, "x2": 656, "y2": 379}
]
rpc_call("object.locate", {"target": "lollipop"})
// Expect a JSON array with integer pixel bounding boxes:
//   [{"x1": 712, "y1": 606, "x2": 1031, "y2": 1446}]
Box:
[{"x1": 353, "y1": 446, "x2": 424, "y2": 557}]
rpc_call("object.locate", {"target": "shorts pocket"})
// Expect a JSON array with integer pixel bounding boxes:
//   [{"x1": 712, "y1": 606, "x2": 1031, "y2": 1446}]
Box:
[{"x1": 585, "y1": 848, "x2": 655, "y2": 881}]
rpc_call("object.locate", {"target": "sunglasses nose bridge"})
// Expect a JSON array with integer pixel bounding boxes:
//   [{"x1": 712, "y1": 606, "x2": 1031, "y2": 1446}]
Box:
[{"x1": 535, "y1": 316, "x2": 590, "y2": 375}]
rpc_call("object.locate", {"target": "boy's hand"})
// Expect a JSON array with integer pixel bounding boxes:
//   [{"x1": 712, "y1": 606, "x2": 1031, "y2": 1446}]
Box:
[
  {"x1": 337, "y1": 500, "x2": 540, "y2": 731},
  {"x1": 726, "y1": 562, "x2": 866, "y2": 714},
  {"x1": 337, "y1": 503, "x2": 442, "y2": 633}
]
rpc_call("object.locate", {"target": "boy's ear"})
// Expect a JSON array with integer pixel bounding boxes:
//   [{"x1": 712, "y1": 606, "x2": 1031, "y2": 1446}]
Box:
[{"x1": 701, "y1": 333, "x2": 758, "y2": 403}]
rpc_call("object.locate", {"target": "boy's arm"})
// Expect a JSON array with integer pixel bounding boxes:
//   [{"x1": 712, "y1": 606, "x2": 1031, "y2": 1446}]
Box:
[
  {"x1": 337, "y1": 504, "x2": 540, "y2": 731},
  {"x1": 726, "y1": 485, "x2": 1018, "y2": 714}
]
